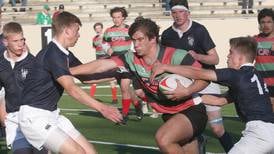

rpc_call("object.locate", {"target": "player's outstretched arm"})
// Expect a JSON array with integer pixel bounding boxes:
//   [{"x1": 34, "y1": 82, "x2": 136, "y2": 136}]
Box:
[
  {"x1": 70, "y1": 59, "x2": 117, "y2": 76},
  {"x1": 151, "y1": 63, "x2": 217, "y2": 82},
  {"x1": 188, "y1": 48, "x2": 219, "y2": 65},
  {"x1": 201, "y1": 95, "x2": 228, "y2": 106},
  {"x1": 57, "y1": 75, "x2": 122, "y2": 123}
]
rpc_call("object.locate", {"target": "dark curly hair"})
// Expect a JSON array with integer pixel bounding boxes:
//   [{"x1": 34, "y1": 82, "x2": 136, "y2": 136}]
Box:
[
  {"x1": 110, "y1": 7, "x2": 128, "y2": 18},
  {"x1": 129, "y1": 17, "x2": 160, "y2": 43}
]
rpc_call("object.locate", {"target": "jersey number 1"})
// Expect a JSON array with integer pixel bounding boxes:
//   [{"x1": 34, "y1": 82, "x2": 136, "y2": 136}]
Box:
[{"x1": 251, "y1": 74, "x2": 264, "y2": 95}]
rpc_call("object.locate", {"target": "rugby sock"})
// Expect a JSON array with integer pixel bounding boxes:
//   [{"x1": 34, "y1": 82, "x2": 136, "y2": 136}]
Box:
[
  {"x1": 132, "y1": 100, "x2": 141, "y2": 108},
  {"x1": 218, "y1": 131, "x2": 234, "y2": 153},
  {"x1": 111, "y1": 87, "x2": 117, "y2": 102},
  {"x1": 122, "y1": 99, "x2": 131, "y2": 115},
  {"x1": 140, "y1": 96, "x2": 148, "y2": 103},
  {"x1": 89, "y1": 84, "x2": 96, "y2": 97}
]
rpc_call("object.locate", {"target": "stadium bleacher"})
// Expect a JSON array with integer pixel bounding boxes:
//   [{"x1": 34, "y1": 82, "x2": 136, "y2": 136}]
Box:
[{"x1": 0, "y1": 0, "x2": 273, "y2": 24}]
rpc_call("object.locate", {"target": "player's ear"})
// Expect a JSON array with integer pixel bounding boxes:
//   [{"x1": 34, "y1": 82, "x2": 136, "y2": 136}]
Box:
[{"x1": 64, "y1": 27, "x2": 70, "y2": 36}]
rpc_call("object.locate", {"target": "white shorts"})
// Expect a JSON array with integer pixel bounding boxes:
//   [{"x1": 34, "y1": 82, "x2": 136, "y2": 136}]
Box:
[
  {"x1": 5, "y1": 111, "x2": 31, "y2": 150},
  {"x1": 199, "y1": 82, "x2": 221, "y2": 112},
  {"x1": 229, "y1": 120, "x2": 274, "y2": 154},
  {"x1": 18, "y1": 105, "x2": 81, "y2": 151}
]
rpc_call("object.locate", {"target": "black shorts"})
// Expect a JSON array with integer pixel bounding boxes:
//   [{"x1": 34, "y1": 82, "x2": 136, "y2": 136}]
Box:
[
  {"x1": 96, "y1": 54, "x2": 110, "y2": 59},
  {"x1": 162, "y1": 104, "x2": 208, "y2": 138},
  {"x1": 268, "y1": 86, "x2": 274, "y2": 97}
]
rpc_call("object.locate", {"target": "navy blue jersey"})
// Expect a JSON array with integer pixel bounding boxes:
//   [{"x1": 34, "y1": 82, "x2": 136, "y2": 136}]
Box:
[
  {"x1": 22, "y1": 41, "x2": 97, "y2": 111},
  {"x1": 215, "y1": 65, "x2": 274, "y2": 123},
  {"x1": 0, "y1": 34, "x2": 5, "y2": 53},
  {"x1": 0, "y1": 52, "x2": 34, "y2": 113},
  {"x1": 161, "y1": 21, "x2": 215, "y2": 70},
  {"x1": 22, "y1": 42, "x2": 70, "y2": 111}
]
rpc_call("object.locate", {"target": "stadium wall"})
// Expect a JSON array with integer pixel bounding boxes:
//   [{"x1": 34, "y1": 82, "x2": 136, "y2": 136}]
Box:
[{"x1": 23, "y1": 17, "x2": 258, "y2": 68}]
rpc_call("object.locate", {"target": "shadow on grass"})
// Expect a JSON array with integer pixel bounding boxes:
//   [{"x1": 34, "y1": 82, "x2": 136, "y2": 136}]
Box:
[
  {"x1": 113, "y1": 145, "x2": 161, "y2": 154},
  {"x1": 77, "y1": 108, "x2": 149, "y2": 123},
  {"x1": 0, "y1": 138, "x2": 9, "y2": 154},
  {"x1": 204, "y1": 116, "x2": 244, "y2": 144}
]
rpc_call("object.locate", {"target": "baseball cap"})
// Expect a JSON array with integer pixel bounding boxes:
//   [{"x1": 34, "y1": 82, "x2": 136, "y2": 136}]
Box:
[
  {"x1": 59, "y1": 4, "x2": 64, "y2": 10},
  {"x1": 43, "y1": 4, "x2": 50, "y2": 10},
  {"x1": 169, "y1": 0, "x2": 189, "y2": 11}
]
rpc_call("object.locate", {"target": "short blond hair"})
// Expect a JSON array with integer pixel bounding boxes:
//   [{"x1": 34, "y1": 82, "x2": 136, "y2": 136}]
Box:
[{"x1": 2, "y1": 22, "x2": 23, "y2": 38}]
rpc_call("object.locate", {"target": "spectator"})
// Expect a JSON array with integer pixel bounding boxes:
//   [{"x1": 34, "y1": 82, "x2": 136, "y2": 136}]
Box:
[
  {"x1": 52, "y1": 4, "x2": 64, "y2": 20},
  {"x1": 241, "y1": 0, "x2": 254, "y2": 14},
  {"x1": 163, "y1": 0, "x2": 171, "y2": 16},
  {"x1": 11, "y1": 0, "x2": 28, "y2": 12},
  {"x1": 36, "y1": 4, "x2": 52, "y2": 25}
]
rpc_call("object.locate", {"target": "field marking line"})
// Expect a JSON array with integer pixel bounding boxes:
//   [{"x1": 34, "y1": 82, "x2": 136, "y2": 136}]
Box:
[
  {"x1": 88, "y1": 140, "x2": 226, "y2": 154},
  {"x1": 60, "y1": 108, "x2": 239, "y2": 118},
  {"x1": 89, "y1": 140, "x2": 159, "y2": 150}
]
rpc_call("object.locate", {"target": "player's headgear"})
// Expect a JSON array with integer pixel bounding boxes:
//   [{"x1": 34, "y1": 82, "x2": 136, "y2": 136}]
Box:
[{"x1": 170, "y1": 0, "x2": 189, "y2": 12}]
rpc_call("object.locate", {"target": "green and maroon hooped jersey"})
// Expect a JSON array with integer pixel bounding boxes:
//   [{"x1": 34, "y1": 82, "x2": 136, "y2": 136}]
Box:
[
  {"x1": 254, "y1": 35, "x2": 274, "y2": 95},
  {"x1": 112, "y1": 45, "x2": 202, "y2": 114},
  {"x1": 103, "y1": 25, "x2": 132, "y2": 55},
  {"x1": 92, "y1": 34, "x2": 107, "y2": 58}
]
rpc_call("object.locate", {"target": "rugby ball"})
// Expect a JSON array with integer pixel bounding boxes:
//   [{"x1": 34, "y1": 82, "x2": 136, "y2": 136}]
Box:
[{"x1": 159, "y1": 74, "x2": 192, "y2": 92}]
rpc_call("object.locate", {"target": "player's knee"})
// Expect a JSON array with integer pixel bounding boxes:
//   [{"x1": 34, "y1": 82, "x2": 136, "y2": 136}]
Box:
[
  {"x1": 59, "y1": 142, "x2": 85, "y2": 154},
  {"x1": 135, "y1": 89, "x2": 145, "y2": 98},
  {"x1": 155, "y1": 131, "x2": 169, "y2": 149}
]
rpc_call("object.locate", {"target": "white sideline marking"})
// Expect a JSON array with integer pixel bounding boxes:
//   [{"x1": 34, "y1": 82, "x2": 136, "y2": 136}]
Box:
[
  {"x1": 82, "y1": 85, "x2": 115, "y2": 89},
  {"x1": 89, "y1": 140, "x2": 159, "y2": 150},
  {"x1": 88, "y1": 140, "x2": 225, "y2": 154},
  {"x1": 60, "y1": 108, "x2": 238, "y2": 118},
  {"x1": 63, "y1": 94, "x2": 122, "y2": 97}
]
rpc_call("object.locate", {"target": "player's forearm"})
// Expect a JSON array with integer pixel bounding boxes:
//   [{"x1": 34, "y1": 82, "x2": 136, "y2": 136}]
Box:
[
  {"x1": 194, "y1": 48, "x2": 219, "y2": 65},
  {"x1": 70, "y1": 59, "x2": 115, "y2": 75},
  {"x1": 66, "y1": 83, "x2": 104, "y2": 112},
  {"x1": 187, "y1": 80, "x2": 209, "y2": 95},
  {"x1": 161, "y1": 65, "x2": 206, "y2": 80},
  {"x1": 195, "y1": 54, "x2": 219, "y2": 65},
  {"x1": 201, "y1": 94, "x2": 228, "y2": 106}
]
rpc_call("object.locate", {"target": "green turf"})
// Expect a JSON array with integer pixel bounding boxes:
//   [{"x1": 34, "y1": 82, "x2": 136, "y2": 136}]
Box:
[{"x1": 0, "y1": 85, "x2": 245, "y2": 154}]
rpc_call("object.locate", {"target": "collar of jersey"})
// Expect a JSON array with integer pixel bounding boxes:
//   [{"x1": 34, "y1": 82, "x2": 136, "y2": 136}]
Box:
[
  {"x1": 172, "y1": 19, "x2": 192, "y2": 38},
  {"x1": 52, "y1": 39, "x2": 69, "y2": 55},
  {"x1": 240, "y1": 63, "x2": 254, "y2": 68},
  {"x1": 4, "y1": 50, "x2": 28, "y2": 63}
]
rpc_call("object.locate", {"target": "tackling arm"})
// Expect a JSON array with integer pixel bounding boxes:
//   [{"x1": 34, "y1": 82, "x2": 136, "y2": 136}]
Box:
[
  {"x1": 57, "y1": 75, "x2": 122, "y2": 123},
  {"x1": 188, "y1": 48, "x2": 219, "y2": 65},
  {"x1": 201, "y1": 94, "x2": 228, "y2": 106},
  {"x1": 70, "y1": 59, "x2": 117, "y2": 76},
  {"x1": 151, "y1": 63, "x2": 218, "y2": 82}
]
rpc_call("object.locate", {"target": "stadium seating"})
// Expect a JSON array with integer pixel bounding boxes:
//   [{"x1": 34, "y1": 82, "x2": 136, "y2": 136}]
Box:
[{"x1": 0, "y1": 0, "x2": 273, "y2": 24}]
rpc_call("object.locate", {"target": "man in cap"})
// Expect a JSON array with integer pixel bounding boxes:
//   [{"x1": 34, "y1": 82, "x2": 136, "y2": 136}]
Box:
[
  {"x1": 53, "y1": 4, "x2": 64, "y2": 19},
  {"x1": 35, "y1": 4, "x2": 52, "y2": 25},
  {"x1": 10, "y1": 0, "x2": 28, "y2": 12},
  {"x1": 161, "y1": 0, "x2": 234, "y2": 153}
]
